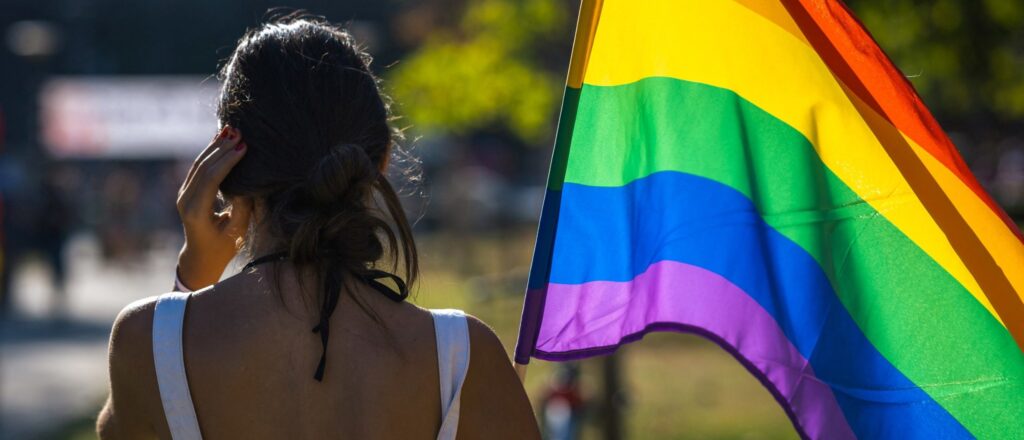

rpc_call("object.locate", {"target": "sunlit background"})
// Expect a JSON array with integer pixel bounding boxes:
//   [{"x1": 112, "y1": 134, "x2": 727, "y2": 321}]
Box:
[{"x1": 1, "y1": 0, "x2": 1022, "y2": 439}]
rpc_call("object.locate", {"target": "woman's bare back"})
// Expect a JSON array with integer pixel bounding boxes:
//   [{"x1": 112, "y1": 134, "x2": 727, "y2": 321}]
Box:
[{"x1": 99, "y1": 269, "x2": 539, "y2": 439}]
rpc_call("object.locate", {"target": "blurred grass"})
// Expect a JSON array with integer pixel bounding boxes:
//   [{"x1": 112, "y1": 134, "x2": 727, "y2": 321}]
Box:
[{"x1": 53, "y1": 230, "x2": 798, "y2": 439}]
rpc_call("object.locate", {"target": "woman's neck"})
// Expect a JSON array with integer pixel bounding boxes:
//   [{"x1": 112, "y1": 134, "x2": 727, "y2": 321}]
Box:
[{"x1": 243, "y1": 206, "x2": 286, "y2": 260}]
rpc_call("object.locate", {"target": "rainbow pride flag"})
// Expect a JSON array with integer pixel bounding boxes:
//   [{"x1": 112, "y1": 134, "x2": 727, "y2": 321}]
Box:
[{"x1": 514, "y1": 1, "x2": 1024, "y2": 438}]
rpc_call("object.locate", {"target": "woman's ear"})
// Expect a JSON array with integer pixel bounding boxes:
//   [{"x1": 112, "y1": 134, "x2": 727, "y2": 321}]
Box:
[{"x1": 223, "y1": 195, "x2": 255, "y2": 247}]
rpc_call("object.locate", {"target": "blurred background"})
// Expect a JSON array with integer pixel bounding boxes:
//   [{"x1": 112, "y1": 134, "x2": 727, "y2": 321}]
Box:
[{"x1": 0, "y1": 0, "x2": 1022, "y2": 439}]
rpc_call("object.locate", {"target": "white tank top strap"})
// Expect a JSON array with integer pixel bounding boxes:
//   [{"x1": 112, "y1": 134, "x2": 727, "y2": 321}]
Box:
[
  {"x1": 152, "y1": 291, "x2": 203, "y2": 440},
  {"x1": 430, "y1": 308, "x2": 471, "y2": 440}
]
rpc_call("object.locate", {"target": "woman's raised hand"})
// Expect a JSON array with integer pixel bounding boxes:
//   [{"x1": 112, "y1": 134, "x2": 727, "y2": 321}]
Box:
[{"x1": 175, "y1": 126, "x2": 252, "y2": 290}]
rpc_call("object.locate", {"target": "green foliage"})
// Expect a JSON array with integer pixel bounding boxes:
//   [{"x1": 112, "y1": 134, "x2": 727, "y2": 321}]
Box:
[
  {"x1": 849, "y1": 0, "x2": 1024, "y2": 122},
  {"x1": 387, "y1": 0, "x2": 567, "y2": 144},
  {"x1": 389, "y1": 0, "x2": 1024, "y2": 141}
]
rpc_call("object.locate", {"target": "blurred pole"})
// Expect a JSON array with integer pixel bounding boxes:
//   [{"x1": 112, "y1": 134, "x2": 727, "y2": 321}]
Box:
[
  {"x1": 601, "y1": 352, "x2": 624, "y2": 440},
  {"x1": 0, "y1": 106, "x2": 5, "y2": 316}
]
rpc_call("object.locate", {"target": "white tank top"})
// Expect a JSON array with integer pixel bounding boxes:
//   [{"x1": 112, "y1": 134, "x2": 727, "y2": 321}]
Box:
[{"x1": 151, "y1": 291, "x2": 471, "y2": 440}]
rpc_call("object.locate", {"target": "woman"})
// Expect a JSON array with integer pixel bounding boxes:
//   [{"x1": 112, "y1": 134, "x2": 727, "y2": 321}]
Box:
[{"x1": 97, "y1": 14, "x2": 539, "y2": 439}]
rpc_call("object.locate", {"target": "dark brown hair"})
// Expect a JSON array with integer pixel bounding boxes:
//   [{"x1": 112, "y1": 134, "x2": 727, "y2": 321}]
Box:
[{"x1": 216, "y1": 13, "x2": 418, "y2": 342}]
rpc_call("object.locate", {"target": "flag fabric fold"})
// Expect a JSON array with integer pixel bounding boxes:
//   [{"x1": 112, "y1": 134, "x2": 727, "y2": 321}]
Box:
[{"x1": 515, "y1": 1, "x2": 1024, "y2": 438}]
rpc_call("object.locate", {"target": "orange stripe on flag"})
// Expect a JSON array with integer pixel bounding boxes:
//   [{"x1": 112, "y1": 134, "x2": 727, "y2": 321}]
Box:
[{"x1": 781, "y1": 0, "x2": 1024, "y2": 245}]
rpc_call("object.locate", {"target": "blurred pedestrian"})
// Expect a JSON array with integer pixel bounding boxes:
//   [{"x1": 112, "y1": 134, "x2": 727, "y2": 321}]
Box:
[
  {"x1": 541, "y1": 363, "x2": 585, "y2": 440},
  {"x1": 37, "y1": 166, "x2": 73, "y2": 315},
  {"x1": 0, "y1": 156, "x2": 32, "y2": 315},
  {"x1": 0, "y1": 161, "x2": 74, "y2": 316}
]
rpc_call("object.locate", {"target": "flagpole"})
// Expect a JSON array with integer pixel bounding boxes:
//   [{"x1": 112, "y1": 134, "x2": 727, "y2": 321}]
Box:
[
  {"x1": 512, "y1": 0, "x2": 603, "y2": 386},
  {"x1": 515, "y1": 362, "x2": 528, "y2": 383}
]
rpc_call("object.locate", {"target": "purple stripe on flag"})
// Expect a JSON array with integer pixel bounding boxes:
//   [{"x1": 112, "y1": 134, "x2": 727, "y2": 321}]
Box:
[{"x1": 536, "y1": 260, "x2": 855, "y2": 440}]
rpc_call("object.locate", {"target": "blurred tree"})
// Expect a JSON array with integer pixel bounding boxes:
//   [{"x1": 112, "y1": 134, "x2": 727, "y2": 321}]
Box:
[
  {"x1": 392, "y1": 0, "x2": 1024, "y2": 148},
  {"x1": 387, "y1": 0, "x2": 569, "y2": 144}
]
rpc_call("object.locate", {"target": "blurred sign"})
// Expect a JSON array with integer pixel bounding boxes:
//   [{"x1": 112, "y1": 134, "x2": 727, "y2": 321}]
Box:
[{"x1": 40, "y1": 76, "x2": 220, "y2": 159}]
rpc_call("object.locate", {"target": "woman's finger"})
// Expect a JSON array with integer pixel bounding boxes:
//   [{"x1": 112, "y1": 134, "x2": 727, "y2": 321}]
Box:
[
  {"x1": 184, "y1": 128, "x2": 240, "y2": 195},
  {"x1": 188, "y1": 136, "x2": 246, "y2": 216},
  {"x1": 185, "y1": 128, "x2": 238, "y2": 192},
  {"x1": 181, "y1": 126, "x2": 231, "y2": 197},
  {"x1": 204, "y1": 139, "x2": 247, "y2": 186},
  {"x1": 179, "y1": 133, "x2": 241, "y2": 220}
]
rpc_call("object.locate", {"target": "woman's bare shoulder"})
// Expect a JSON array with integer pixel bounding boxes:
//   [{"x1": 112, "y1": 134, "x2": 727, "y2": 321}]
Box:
[
  {"x1": 99, "y1": 295, "x2": 168, "y2": 439},
  {"x1": 108, "y1": 295, "x2": 169, "y2": 395},
  {"x1": 458, "y1": 313, "x2": 542, "y2": 439},
  {"x1": 463, "y1": 313, "x2": 509, "y2": 362},
  {"x1": 109, "y1": 295, "x2": 159, "y2": 360}
]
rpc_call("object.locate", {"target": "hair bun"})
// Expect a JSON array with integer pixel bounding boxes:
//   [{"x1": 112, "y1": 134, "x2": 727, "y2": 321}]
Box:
[{"x1": 306, "y1": 143, "x2": 377, "y2": 209}]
